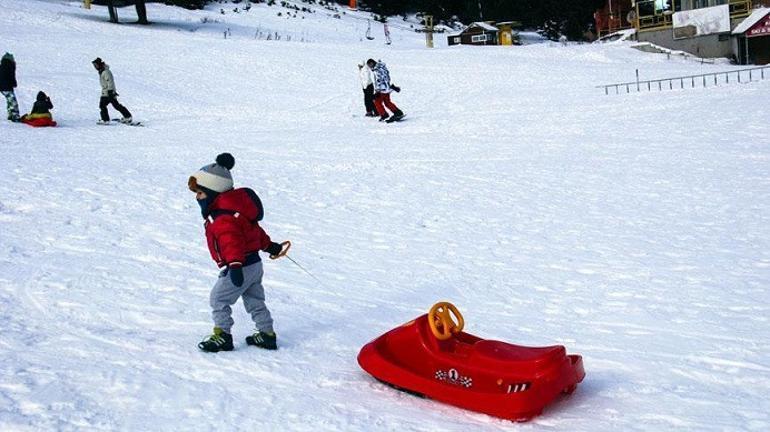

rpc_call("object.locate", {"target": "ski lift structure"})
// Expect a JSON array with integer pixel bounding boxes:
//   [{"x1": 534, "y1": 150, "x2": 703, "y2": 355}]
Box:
[
  {"x1": 424, "y1": 15, "x2": 434, "y2": 48},
  {"x1": 384, "y1": 23, "x2": 392, "y2": 45},
  {"x1": 364, "y1": 20, "x2": 392, "y2": 45}
]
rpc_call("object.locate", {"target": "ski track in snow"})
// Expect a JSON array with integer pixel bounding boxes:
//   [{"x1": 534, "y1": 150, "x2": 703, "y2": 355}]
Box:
[{"x1": 0, "y1": 1, "x2": 769, "y2": 431}]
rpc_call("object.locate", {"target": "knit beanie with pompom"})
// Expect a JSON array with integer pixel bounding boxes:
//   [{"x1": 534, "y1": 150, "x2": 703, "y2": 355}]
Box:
[{"x1": 188, "y1": 153, "x2": 236, "y2": 194}]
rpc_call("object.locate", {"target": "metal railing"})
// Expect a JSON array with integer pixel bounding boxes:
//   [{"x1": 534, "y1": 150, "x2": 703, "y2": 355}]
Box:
[{"x1": 598, "y1": 65, "x2": 770, "y2": 95}]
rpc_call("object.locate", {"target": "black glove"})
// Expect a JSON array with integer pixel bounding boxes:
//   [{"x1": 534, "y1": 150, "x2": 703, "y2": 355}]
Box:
[
  {"x1": 228, "y1": 264, "x2": 244, "y2": 287},
  {"x1": 390, "y1": 84, "x2": 401, "y2": 93},
  {"x1": 265, "y1": 242, "x2": 284, "y2": 257},
  {"x1": 108, "y1": 90, "x2": 118, "y2": 98}
]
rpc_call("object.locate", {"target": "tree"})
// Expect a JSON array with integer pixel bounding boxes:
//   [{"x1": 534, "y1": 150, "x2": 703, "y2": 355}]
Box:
[{"x1": 540, "y1": 19, "x2": 561, "y2": 40}]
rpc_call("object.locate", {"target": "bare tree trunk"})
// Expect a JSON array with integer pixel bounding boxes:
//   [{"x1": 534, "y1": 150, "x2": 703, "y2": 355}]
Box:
[
  {"x1": 106, "y1": 0, "x2": 119, "y2": 23},
  {"x1": 135, "y1": 0, "x2": 149, "y2": 25}
]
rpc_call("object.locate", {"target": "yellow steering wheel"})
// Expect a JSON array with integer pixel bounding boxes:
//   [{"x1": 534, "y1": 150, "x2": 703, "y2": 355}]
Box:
[{"x1": 428, "y1": 302, "x2": 465, "y2": 340}]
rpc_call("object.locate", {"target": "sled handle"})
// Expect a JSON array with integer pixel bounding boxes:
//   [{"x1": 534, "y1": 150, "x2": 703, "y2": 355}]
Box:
[
  {"x1": 270, "y1": 241, "x2": 291, "y2": 260},
  {"x1": 428, "y1": 301, "x2": 464, "y2": 341}
]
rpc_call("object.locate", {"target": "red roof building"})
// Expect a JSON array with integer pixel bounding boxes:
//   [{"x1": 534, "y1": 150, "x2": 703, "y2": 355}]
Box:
[{"x1": 732, "y1": 7, "x2": 770, "y2": 64}]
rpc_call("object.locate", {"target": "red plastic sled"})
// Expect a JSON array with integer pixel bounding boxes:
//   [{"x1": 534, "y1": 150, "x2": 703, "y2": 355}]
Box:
[
  {"x1": 21, "y1": 117, "x2": 57, "y2": 127},
  {"x1": 357, "y1": 302, "x2": 585, "y2": 421}
]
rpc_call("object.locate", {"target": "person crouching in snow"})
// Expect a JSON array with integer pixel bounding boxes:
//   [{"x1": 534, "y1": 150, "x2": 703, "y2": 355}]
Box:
[
  {"x1": 92, "y1": 57, "x2": 133, "y2": 125},
  {"x1": 367, "y1": 58, "x2": 404, "y2": 122},
  {"x1": 189, "y1": 153, "x2": 287, "y2": 352},
  {"x1": 21, "y1": 91, "x2": 57, "y2": 127}
]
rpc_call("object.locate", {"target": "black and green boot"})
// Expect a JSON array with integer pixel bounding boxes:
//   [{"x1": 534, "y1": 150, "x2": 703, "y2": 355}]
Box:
[
  {"x1": 245, "y1": 331, "x2": 277, "y2": 350},
  {"x1": 198, "y1": 327, "x2": 234, "y2": 352}
]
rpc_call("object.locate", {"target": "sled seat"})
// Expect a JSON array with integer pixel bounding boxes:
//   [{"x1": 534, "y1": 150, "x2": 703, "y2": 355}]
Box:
[{"x1": 472, "y1": 340, "x2": 565, "y2": 371}]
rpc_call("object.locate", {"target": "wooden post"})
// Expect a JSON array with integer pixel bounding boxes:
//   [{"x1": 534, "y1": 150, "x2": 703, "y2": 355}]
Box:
[
  {"x1": 425, "y1": 15, "x2": 434, "y2": 48},
  {"x1": 84, "y1": 0, "x2": 91, "y2": 9},
  {"x1": 635, "y1": 69, "x2": 640, "y2": 91},
  {"x1": 349, "y1": 0, "x2": 357, "y2": 10}
]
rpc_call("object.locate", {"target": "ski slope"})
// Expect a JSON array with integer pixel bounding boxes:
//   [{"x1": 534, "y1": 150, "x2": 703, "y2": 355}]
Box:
[{"x1": 1, "y1": 1, "x2": 769, "y2": 431}]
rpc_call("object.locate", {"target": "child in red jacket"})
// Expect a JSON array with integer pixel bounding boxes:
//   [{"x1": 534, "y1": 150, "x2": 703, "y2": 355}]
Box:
[{"x1": 189, "y1": 153, "x2": 285, "y2": 352}]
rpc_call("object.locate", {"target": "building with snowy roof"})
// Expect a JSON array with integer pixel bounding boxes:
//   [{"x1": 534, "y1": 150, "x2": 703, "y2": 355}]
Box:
[
  {"x1": 595, "y1": 0, "x2": 770, "y2": 64},
  {"x1": 448, "y1": 22, "x2": 500, "y2": 46},
  {"x1": 447, "y1": 21, "x2": 522, "y2": 46},
  {"x1": 732, "y1": 7, "x2": 770, "y2": 63}
]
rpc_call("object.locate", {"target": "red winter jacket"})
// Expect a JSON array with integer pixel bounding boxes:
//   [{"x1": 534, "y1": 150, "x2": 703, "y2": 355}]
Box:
[{"x1": 204, "y1": 188, "x2": 272, "y2": 268}]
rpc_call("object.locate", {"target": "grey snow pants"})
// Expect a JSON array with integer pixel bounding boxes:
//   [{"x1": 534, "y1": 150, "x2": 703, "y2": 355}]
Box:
[{"x1": 210, "y1": 261, "x2": 274, "y2": 334}]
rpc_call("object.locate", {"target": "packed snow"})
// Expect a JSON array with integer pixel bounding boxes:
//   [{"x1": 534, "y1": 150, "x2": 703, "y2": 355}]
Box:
[{"x1": 1, "y1": 1, "x2": 769, "y2": 431}]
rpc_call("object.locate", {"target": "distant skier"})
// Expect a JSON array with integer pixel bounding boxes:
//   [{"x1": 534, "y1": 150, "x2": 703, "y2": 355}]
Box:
[
  {"x1": 91, "y1": 57, "x2": 133, "y2": 125},
  {"x1": 20, "y1": 91, "x2": 57, "y2": 127},
  {"x1": 358, "y1": 61, "x2": 377, "y2": 117},
  {"x1": 367, "y1": 58, "x2": 404, "y2": 122},
  {"x1": 0, "y1": 52, "x2": 20, "y2": 122},
  {"x1": 189, "y1": 153, "x2": 287, "y2": 353}
]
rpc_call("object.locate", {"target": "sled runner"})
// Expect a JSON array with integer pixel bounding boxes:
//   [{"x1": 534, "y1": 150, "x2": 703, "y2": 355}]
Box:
[{"x1": 357, "y1": 302, "x2": 584, "y2": 421}]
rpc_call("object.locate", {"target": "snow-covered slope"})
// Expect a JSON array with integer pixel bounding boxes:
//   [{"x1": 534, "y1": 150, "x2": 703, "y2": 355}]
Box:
[{"x1": 1, "y1": 1, "x2": 769, "y2": 431}]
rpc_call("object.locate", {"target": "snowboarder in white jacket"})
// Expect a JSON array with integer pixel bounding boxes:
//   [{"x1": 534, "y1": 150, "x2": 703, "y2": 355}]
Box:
[
  {"x1": 358, "y1": 62, "x2": 377, "y2": 117},
  {"x1": 92, "y1": 57, "x2": 132, "y2": 124},
  {"x1": 367, "y1": 59, "x2": 404, "y2": 122}
]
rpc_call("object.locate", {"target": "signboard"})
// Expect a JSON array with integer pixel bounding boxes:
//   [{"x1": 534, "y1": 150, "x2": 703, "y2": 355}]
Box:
[
  {"x1": 748, "y1": 15, "x2": 770, "y2": 38},
  {"x1": 672, "y1": 4, "x2": 730, "y2": 39}
]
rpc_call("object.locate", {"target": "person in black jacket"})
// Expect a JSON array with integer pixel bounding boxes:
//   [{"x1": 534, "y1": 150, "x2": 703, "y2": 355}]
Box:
[
  {"x1": 31, "y1": 91, "x2": 52, "y2": 114},
  {"x1": 0, "y1": 52, "x2": 20, "y2": 122},
  {"x1": 21, "y1": 91, "x2": 56, "y2": 126}
]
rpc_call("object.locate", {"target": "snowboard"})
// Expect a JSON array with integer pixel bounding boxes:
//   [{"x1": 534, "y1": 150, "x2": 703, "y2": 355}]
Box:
[
  {"x1": 111, "y1": 118, "x2": 144, "y2": 127},
  {"x1": 385, "y1": 114, "x2": 406, "y2": 123}
]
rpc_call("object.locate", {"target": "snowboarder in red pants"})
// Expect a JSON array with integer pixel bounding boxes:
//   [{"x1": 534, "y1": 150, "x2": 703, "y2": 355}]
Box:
[{"x1": 367, "y1": 59, "x2": 404, "y2": 123}]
